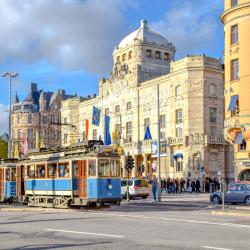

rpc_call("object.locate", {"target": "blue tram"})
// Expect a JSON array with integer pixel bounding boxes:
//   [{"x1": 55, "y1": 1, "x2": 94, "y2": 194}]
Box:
[
  {"x1": 17, "y1": 145, "x2": 121, "y2": 208},
  {"x1": 0, "y1": 159, "x2": 18, "y2": 202}
]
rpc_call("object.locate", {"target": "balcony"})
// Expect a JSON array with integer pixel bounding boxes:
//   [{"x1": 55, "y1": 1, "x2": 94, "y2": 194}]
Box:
[
  {"x1": 205, "y1": 136, "x2": 225, "y2": 145},
  {"x1": 169, "y1": 137, "x2": 183, "y2": 146}
]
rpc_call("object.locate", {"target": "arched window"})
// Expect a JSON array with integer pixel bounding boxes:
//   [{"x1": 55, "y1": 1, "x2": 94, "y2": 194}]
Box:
[
  {"x1": 175, "y1": 85, "x2": 183, "y2": 96},
  {"x1": 115, "y1": 105, "x2": 120, "y2": 113},
  {"x1": 122, "y1": 53, "x2": 126, "y2": 61},
  {"x1": 127, "y1": 102, "x2": 132, "y2": 110},
  {"x1": 209, "y1": 84, "x2": 216, "y2": 94}
]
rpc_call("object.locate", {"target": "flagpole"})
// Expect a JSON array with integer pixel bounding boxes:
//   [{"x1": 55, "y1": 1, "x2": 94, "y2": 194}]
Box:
[{"x1": 157, "y1": 83, "x2": 161, "y2": 202}]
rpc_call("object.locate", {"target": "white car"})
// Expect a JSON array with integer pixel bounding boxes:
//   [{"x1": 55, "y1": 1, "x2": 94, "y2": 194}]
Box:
[{"x1": 121, "y1": 179, "x2": 150, "y2": 199}]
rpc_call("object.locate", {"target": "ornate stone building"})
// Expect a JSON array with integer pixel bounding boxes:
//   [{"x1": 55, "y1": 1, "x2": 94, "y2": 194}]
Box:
[
  {"x1": 222, "y1": 0, "x2": 250, "y2": 181},
  {"x1": 61, "y1": 20, "x2": 233, "y2": 181},
  {"x1": 12, "y1": 83, "x2": 74, "y2": 157}
]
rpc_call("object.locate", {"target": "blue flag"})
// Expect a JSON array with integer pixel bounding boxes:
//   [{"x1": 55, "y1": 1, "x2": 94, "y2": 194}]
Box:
[
  {"x1": 104, "y1": 115, "x2": 111, "y2": 145},
  {"x1": 92, "y1": 106, "x2": 101, "y2": 126}
]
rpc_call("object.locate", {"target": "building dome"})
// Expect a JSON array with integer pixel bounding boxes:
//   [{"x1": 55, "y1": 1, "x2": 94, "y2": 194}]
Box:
[{"x1": 118, "y1": 20, "x2": 169, "y2": 48}]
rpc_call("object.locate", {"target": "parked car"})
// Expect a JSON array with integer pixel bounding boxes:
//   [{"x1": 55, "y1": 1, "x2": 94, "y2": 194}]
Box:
[
  {"x1": 121, "y1": 179, "x2": 150, "y2": 199},
  {"x1": 210, "y1": 181, "x2": 250, "y2": 206}
]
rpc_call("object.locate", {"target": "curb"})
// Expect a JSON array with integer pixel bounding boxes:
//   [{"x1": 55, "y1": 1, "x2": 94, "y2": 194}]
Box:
[{"x1": 211, "y1": 210, "x2": 250, "y2": 217}]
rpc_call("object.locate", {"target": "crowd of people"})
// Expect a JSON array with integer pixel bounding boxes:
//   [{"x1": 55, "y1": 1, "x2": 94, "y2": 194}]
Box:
[{"x1": 147, "y1": 175, "x2": 220, "y2": 199}]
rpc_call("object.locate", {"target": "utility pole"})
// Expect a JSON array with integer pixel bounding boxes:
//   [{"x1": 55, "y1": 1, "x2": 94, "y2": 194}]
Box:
[
  {"x1": 1, "y1": 72, "x2": 18, "y2": 158},
  {"x1": 157, "y1": 83, "x2": 161, "y2": 202}
]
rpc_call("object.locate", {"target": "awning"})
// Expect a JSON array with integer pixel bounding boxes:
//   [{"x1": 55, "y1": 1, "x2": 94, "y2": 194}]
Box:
[
  {"x1": 228, "y1": 95, "x2": 238, "y2": 112},
  {"x1": 174, "y1": 151, "x2": 183, "y2": 160},
  {"x1": 144, "y1": 126, "x2": 152, "y2": 140},
  {"x1": 235, "y1": 132, "x2": 244, "y2": 144}
]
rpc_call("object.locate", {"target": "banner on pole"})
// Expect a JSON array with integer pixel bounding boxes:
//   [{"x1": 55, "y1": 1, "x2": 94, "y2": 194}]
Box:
[{"x1": 92, "y1": 106, "x2": 101, "y2": 126}]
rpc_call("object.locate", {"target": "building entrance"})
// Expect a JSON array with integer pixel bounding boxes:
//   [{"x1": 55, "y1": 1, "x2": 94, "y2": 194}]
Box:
[{"x1": 239, "y1": 169, "x2": 250, "y2": 181}]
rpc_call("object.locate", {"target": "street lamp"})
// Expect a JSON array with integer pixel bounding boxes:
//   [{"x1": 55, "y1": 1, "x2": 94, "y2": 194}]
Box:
[{"x1": 1, "y1": 72, "x2": 18, "y2": 158}]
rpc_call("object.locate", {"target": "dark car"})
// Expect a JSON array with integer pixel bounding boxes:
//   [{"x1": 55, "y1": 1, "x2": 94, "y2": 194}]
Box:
[{"x1": 210, "y1": 182, "x2": 250, "y2": 206}]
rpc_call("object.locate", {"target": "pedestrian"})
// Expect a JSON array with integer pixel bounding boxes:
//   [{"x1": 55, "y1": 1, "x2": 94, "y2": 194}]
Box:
[
  {"x1": 150, "y1": 175, "x2": 158, "y2": 203},
  {"x1": 195, "y1": 179, "x2": 201, "y2": 193}
]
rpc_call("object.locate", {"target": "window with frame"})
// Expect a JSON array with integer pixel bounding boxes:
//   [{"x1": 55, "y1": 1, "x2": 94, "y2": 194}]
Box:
[
  {"x1": 11, "y1": 168, "x2": 16, "y2": 181},
  {"x1": 144, "y1": 118, "x2": 150, "y2": 132},
  {"x1": 93, "y1": 129, "x2": 97, "y2": 140},
  {"x1": 231, "y1": 25, "x2": 238, "y2": 45},
  {"x1": 105, "y1": 108, "x2": 109, "y2": 115},
  {"x1": 5, "y1": 168, "x2": 11, "y2": 181},
  {"x1": 155, "y1": 51, "x2": 161, "y2": 59},
  {"x1": 88, "y1": 160, "x2": 96, "y2": 176},
  {"x1": 37, "y1": 165, "x2": 45, "y2": 178},
  {"x1": 110, "y1": 160, "x2": 120, "y2": 177},
  {"x1": 27, "y1": 165, "x2": 35, "y2": 179},
  {"x1": 28, "y1": 142, "x2": 35, "y2": 149},
  {"x1": 239, "y1": 140, "x2": 247, "y2": 151},
  {"x1": 164, "y1": 53, "x2": 170, "y2": 60},
  {"x1": 231, "y1": 98, "x2": 239, "y2": 116},
  {"x1": 175, "y1": 109, "x2": 183, "y2": 124},
  {"x1": 176, "y1": 160, "x2": 183, "y2": 172},
  {"x1": 18, "y1": 129, "x2": 22, "y2": 140},
  {"x1": 58, "y1": 163, "x2": 70, "y2": 178},
  {"x1": 122, "y1": 53, "x2": 126, "y2": 61},
  {"x1": 175, "y1": 85, "x2": 183, "y2": 96},
  {"x1": 28, "y1": 114, "x2": 32, "y2": 124},
  {"x1": 115, "y1": 105, "x2": 120, "y2": 113},
  {"x1": 146, "y1": 49, "x2": 152, "y2": 57},
  {"x1": 231, "y1": 59, "x2": 239, "y2": 81},
  {"x1": 209, "y1": 107, "x2": 217, "y2": 123},
  {"x1": 209, "y1": 84, "x2": 216, "y2": 94},
  {"x1": 72, "y1": 161, "x2": 78, "y2": 177},
  {"x1": 128, "y1": 51, "x2": 132, "y2": 59},
  {"x1": 126, "y1": 121, "x2": 132, "y2": 142},
  {"x1": 126, "y1": 102, "x2": 132, "y2": 110},
  {"x1": 27, "y1": 128, "x2": 34, "y2": 138},
  {"x1": 42, "y1": 116, "x2": 47, "y2": 124},
  {"x1": 160, "y1": 131, "x2": 166, "y2": 139},
  {"x1": 160, "y1": 115, "x2": 166, "y2": 129},
  {"x1": 64, "y1": 133, "x2": 68, "y2": 144},
  {"x1": 176, "y1": 127, "x2": 183, "y2": 137},
  {"x1": 47, "y1": 163, "x2": 57, "y2": 178},
  {"x1": 231, "y1": 0, "x2": 238, "y2": 7},
  {"x1": 98, "y1": 159, "x2": 110, "y2": 177},
  {"x1": 210, "y1": 126, "x2": 217, "y2": 137}
]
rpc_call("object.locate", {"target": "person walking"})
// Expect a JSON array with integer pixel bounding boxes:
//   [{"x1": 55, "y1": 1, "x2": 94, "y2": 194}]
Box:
[
  {"x1": 195, "y1": 179, "x2": 201, "y2": 194},
  {"x1": 150, "y1": 175, "x2": 158, "y2": 203}
]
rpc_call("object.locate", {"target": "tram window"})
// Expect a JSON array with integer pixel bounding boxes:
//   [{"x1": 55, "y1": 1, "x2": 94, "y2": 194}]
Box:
[
  {"x1": 58, "y1": 163, "x2": 70, "y2": 178},
  {"x1": 37, "y1": 165, "x2": 45, "y2": 178},
  {"x1": 27, "y1": 165, "x2": 35, "y2": 179},
  {"x1": 11, "y1": 168, "x2": 16, "y2": 181},
  {"x1": 47, "y1": 163, "x2": 57, "y2": 178},
  {"x1": 110, "y1": 160, "x2": 119, "y2": 177},
  {"x1": 6, "y1": 169, "x2": 11, "y2": 181},
  {"x1": 88, "y1": 160, "x2": 96, "y2": 176},
  {"x1": 98, "y1": 159, "x2": 110, "y2": 177},
  {"x1": 72, "y1": 161, "x2": 78, "y2": 177}
]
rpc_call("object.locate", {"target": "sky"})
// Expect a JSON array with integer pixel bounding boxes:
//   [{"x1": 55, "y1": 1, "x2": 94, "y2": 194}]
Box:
[{"x1": 0, "y1": 0, "x2": 224, "y2": 134}]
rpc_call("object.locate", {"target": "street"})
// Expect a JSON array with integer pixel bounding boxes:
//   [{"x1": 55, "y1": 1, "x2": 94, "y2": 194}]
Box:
[{"x1": 1, "y1": 193, "x2": 250, "y2": 250}]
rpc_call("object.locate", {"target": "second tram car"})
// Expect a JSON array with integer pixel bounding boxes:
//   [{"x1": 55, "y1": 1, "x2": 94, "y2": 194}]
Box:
[{"x1": 17, "y1": 145, "x2": 121, "y2": 208}]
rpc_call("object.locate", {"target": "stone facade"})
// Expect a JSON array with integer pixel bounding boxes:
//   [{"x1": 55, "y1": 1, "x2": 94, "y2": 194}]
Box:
[
  {"x1": 12, "y1": 83, "x2": 74, "y2": 157},
  {"x1": 61, "y1": 20, "x2": 233, "y2": 181}
]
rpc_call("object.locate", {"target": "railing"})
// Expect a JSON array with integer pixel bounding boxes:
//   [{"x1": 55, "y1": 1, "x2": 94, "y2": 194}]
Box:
[
  {"x1": 206, "y1": 136, "x2": 225, "y2": 145},
  {"x1": 169, "y1": 137, "x2": 183, "y2": 145}
]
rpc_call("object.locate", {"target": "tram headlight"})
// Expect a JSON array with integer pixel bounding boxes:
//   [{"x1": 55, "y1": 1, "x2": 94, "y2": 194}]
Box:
[{"x1": 108, "y1": 179, "x2": 112, "y2": 189}]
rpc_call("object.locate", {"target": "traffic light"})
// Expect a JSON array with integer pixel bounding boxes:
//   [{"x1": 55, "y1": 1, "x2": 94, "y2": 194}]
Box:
[
  {"x1": 141, "y1": 164, "x2": 145, "y2": 173},
  {"x1": 130, "y1": 156, "x2": 134, "y2": 170},
  {"x1": 125, "y1": 155, "x2": 134, "y2": 170}
]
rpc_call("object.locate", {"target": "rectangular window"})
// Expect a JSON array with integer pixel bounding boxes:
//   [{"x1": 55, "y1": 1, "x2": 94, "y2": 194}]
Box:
[
  {"x1": 128, "y1": 51, "x2": 132, "y2": 59},
  {"x1": 58, "y1": 162, "x2": 70, "y2": 178},
  {"x1": 18, "y1": 129, "x2": 22, "y2": 140},
  {"x1": 93, "y1": 129, "x2": 97, "y2": 140},
  {"x1": 155, "y1": 51, "x2": 161, "y2": 59},
  {"x1": 115, "y1": 105, "x2": 120, "y2": 113},
  {"x1": 105, "y1": 108, "x2": 109, "y2": 115},
  {"x1": 126, "y1": 121, "x2": 132, "y2": 142},
  {"x1": 231, "y1": 59, "x2": 239, "y2": 80},
  {"x1": 176, "y1": 127, "x2": 183, "y2": 137},
  {"x1": 231, "y1": 0, "x2": 238, "y2": 7},
  {"x1": 210, "y1": 126, "x2": 217, "y2": 137},
  {"x1": 209, "y1": 108, "x2": 217, "y2": 123},
  {"x1": 88, "y1": 160, "x2": 96, "y2": 176},
  {"x1": 37, "y1": 165, "x2": 45, "y2": 178},
  {"x1": 176, "y1": 161, "x2": 183, "y2": 172},
  {"x1": 64, "y1": 133, "x2": 68, "y2": 144},
  {"x1": 28, "y1": 114, "x2": 32, "y2": 124},
  {"x1": 231, "y1": 98, "x2": 240, "y2": 116},
  {"x1": 231, "y1": 25, "x2": 238, "y2": 45},
  {"x1": 98, "y1": 159, "x2": 110, "y2": 177},
  {"x1": 27, "y1": 165, "x2": 35, "y2": 179},
  {"x1": 122, "y1": 53, "x2": 126, "y2": 61},
  {"x1": 72, "y1": 161, "x2": 78, "y2": 177},
  {"x1": 47, "y1": 163, "x2": 57, "y2": 178},
  {"x1": 146, "y1": 49, "x2": 152, "y2": 57},
  {"x1": 160, "y1": 115, "x2": 166, "y2": 129},
  {"x1": 164, "y1": 53, "x2": 170, "y2": 60},
  {"x1": 27, "y1": 129, "x2": 34, "y2": 138},
  {"x1": 176, "y1": 109, "x2": 183, "y2": 124},
  {"x1": 110, "y1": 160, "x2": 120, "y2": 177}
]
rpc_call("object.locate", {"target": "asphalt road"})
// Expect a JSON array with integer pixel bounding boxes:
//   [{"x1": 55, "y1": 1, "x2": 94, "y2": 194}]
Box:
[{"x1": 0, "y1": 193, "x2": 250, "y2": 250}]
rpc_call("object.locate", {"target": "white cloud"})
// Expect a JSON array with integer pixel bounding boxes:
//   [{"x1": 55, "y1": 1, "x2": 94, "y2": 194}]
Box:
[
  {"x1": 0, "y1": 104, "x2": 9, "y2": 135},
  {"x1": 151, "y1": 0, "x2": 224, "y2": 58},
  {"x1": 0, "y1": 0, "x2": 134, "y2": 74}
]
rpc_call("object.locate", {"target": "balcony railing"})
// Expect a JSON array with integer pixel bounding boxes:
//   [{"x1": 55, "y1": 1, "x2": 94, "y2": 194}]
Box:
[{"x1": 169, "y1": 137, "x2": 183, "y2": 145}]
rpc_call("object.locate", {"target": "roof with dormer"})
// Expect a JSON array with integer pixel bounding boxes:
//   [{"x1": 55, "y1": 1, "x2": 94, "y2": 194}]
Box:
[{"x1": 118, "y1": 19, "x2": 169, "y2": 48}]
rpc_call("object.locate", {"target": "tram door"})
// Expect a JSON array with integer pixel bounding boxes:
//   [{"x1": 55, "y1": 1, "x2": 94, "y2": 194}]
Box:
[
  {"x1": 16, "y1": 165, "x2": 25, "y2": 197},
  {"x1": 0, "y1": 168, "x2": 3, "y2": 198},
  {"x1": 78, "y1": 160, "x2": 87, "y2": 198}
]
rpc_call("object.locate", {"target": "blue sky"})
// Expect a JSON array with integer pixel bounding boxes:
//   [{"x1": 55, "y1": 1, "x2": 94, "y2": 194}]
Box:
[{"x1": 0, "y1": 0, "x2": 224, "y2": 133}]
